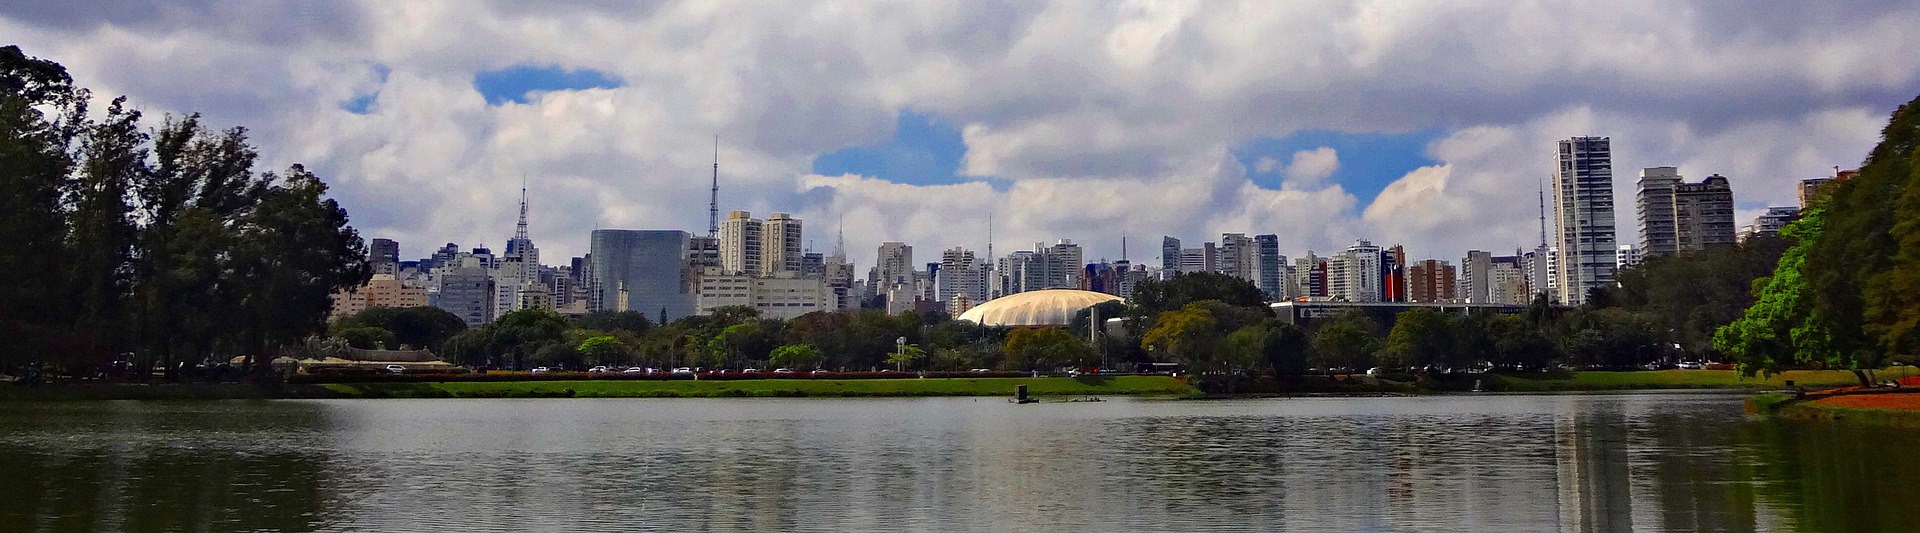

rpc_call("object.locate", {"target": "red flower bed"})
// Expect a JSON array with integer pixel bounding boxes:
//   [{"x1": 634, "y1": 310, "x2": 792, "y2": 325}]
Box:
[{"x1": 1814, "y1": 392, "x2": 1920, "y2": 411}]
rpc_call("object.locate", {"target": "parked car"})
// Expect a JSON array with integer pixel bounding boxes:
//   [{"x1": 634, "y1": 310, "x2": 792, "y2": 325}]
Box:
[
  {"x1": 1365, "y1": 367, "x2": 1383, "y2": 376},
  {"x1": 385, "y1": 364, "x2": 406, "y2": 374},
  {"x1": 773, "y1": 368, "x2": 793, "y2": 374},
  {"x1": 1677, "y1": 361, "x2": 1702, "y2": 370},
  {"x1": 530, "y1": 367, "x2": 550, "y2": 374},
  {"x1": 970, "y1": 368, "x2": 991, "y2": 373},
  {"x1": 742, "y1": 368, "x2": 760, "y2": 374},
  {"x1": 588, "y1": 366, "x2": 609, "y2": 373},
  {"x1": 622, "y1": 367, "x2": 648, "y2": 374},
  {"x1": 671, "y1": 367, "x2": 694, "y2": 375}
]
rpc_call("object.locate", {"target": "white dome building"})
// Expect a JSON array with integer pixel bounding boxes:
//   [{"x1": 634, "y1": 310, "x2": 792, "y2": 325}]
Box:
[{"x1": 956, "y1": 289, "x2": 1122, "y2": 327}]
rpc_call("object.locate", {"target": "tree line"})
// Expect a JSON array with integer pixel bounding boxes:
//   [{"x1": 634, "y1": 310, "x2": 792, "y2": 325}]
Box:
[
  {"x1": 1, "y1": 46, "x2": 368, "y2": 380},
  {"x1": 1716, "y1": 92, "x2": 1920, "y2": 385}
]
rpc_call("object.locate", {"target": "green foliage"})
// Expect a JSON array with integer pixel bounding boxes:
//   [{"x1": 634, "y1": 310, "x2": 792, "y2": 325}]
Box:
[
  {"x1": 336, "y1": 327, "x2": 395, "y2": 350},
  {"x1": 1222, "y1": 321, "x2": 1309, "y2": 374},
  {"x1": 1003, "y1": 328, "x2": 1094, "y2": 370},
  {"x1": 0, "y1": 45, "x2": 368, "y2": 377},
  {"x1": 569, "y1": 310, "x2": 651, "y2": 335},
  {"x1": 576, "y1": 335, "x2": 628, "y2": 365},
  {"x1": 1383, "y1": 308, "x2": 1455, "y2": 369},
  {"x1": 1608, "y1": 236, "x2": 1789, "y2": 353},
  {"x1": 332, "y1": 306, "x2": 467, "y2": 352},
  {"x1": 887, "y1": 344, "x2": 926, "y2": 371},
  {"x1": 769, "y1": 343, "x2": 823, "y2": 370},
  {"x1": 487, "y1": 309, "x2": 571, "y2": 369},
  {"x1": 1310, "y1": 311, "x2": 1381, "y2": 372}
]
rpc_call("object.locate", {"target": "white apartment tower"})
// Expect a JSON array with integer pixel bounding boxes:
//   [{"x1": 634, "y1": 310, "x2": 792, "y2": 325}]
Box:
[
  {"x1": 719, "y1": 210, "x2": 764, "y2": 275},
  {"x1": 1552, "y1": 136, "x2": 1617, "y2": 306},
  {"x1": 762, "y1": 213, "x2": 803, "y2": 276}
]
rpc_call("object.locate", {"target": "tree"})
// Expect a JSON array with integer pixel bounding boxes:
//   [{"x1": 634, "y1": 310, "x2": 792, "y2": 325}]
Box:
[
  {"x1": 1222, "y1": 321, "x2": 1309, "y2": 375},
  {"x1": 1383, "y1": 308, "x2": 1456, "y2": 370},
  {"x1": 887, "y1": 344, "x2": 926, "y2": 371},
  {"x1": 769, "y1": 344, "x2": 823, "y2": 370},
  {"x1": 577, "y1": 335, "x2": 628, "y2": 365},
  {"x1": 336, "y1": 327, "x2": 395, "y2": 350},
  {"x1": 1003, "y1": 328, "x2": 1093, "y2": 370},
  {"x1": 230, "y1": 165, "x2": 369, "y2": 370},
  {"x1": 571, "y1": 310, "x2": 651, "y2": 336},
  {"x1": 0, "y1": 45, "x2": 82, "y2": 373},
  {"x1": 488, "y1": 309, "x2": 570, "y2": 369},
  {"x1": 1141, "y1": 303, "x2": 1222, "y2": 370},
  {"x1": 333, "y1": 307, "x2": 467, "y2": 352},
  {"x1": 1311, "y1": 311, "x2": 1381, "y2": 374}
]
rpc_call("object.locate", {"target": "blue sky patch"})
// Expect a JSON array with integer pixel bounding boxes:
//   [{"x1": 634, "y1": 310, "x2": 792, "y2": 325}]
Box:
[
  {"x1": 1234, "y1": 129, "x2": 1445, "y2": 205},
  {"x1": 812, "y1": 110, "x2": 974, "y2": 186},
  {"x1": 473, "y1": 65, "x2": 623, "y2": 106},
  {"x1": 341, "y1": 92, "x2": 377, "y2": 114}
]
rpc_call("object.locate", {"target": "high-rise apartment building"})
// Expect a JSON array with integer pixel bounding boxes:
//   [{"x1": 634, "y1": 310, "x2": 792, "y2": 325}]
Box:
[
  {"x1": 1672, "y1": 175, "x2": 1736, "y2": 252},
  {"x1": 369, "y1": 238, "x2": 400, "y2": 276},
  {"x1": 1406, "y1": 259, "x2": 1457, "y2": 303},
  {"x1": 874, "y1": 242, "x2": 916, "y2": 294},
  {"x1": 719, "y1": 210, "x2": 764, "y2": 275},
  {"x1": 1461, "y1": 250, "x2": 1493, "y2": 304},
  {"x1": 1336, "y1": 240, "x2": 1382, "y2": 303},
  {"x1": 1553, "y1": 136, "x2": 1617, "y2": 305},
  {"x1": 1382, "y1": 244, "x2": 1406, "y2": 303},
  {"x1": 590, "y1": 229, "x2": 695, "y2": 322},
  {"x1": 1616, "y1": 244, "x2": 1642, "y2": 270},
  {"x1": 1636, "y1": 166, "x2": 1683, "y2": 257},
  {"x1": 762, "y1": 212, "x2": 803, "y2": 276},
  {"x1": 1740, "y1": 207, "x2": 1801, "y2": 242},
  {"x1": 1642, "y1": 169, "x2": 1735, "y2": 256},
  {"x1": 937, "y1": 247, "x2": 989, "y2": 304},
  {"x1": 1179, "y1": 243, "x2": 1217, "y2": 275},
  {"x1": 1488, "y1": 256, "x2": 1530, "y2": 305},
  {"x1": 1218, "y1": 233, "x2": 1256, "y2": 281}
]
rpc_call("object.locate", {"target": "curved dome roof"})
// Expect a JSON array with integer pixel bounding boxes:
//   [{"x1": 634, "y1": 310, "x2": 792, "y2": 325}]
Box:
[{"x1": 956, "y1": 289, "x2": 1122, "y2": 327}]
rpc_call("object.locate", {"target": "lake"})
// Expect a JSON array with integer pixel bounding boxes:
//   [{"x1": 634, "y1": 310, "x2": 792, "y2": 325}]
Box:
[{"x1": 2, "y1": 393, "x2": 1915, "y2": 532}]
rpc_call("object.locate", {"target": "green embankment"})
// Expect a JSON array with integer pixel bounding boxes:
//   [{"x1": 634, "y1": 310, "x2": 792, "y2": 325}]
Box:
[
  {"x1": 318, "y1": 376, "x2": 1195, "y2": 399},
  {"x1": 1490, "y1": 369, "x2": 1892, "y2": 392},
  {"x1": 1746, "y1": 391, "x2": 1920, "y2": 428}
]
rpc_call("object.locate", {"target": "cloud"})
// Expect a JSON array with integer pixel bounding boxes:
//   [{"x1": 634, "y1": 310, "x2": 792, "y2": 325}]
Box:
[
  {"x1": 1254, "y1": 156, "x2": 1280, "y2": 174},
  {"x1": 1281, "y1": 147, "x2": 1339, "y2": 185},
  {"x1": 1, "y1": 0, "x2": 1914, "y2": 271}
]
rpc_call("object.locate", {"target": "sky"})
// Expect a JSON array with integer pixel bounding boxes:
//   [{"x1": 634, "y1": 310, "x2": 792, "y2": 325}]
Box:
[{"x1": 5, "y1": 1, "x2": 1917, "y2": 270}]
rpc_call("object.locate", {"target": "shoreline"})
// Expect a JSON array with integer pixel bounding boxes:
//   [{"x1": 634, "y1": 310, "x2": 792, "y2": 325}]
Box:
[{"x1": 1, "y1": 368, "x2": 1901, "y2": 401}]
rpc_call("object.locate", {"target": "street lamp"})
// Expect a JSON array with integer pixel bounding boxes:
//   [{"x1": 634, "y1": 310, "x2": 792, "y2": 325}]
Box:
[{"x1": 896, "y1": 336, "x2": 907, "y2": 372}]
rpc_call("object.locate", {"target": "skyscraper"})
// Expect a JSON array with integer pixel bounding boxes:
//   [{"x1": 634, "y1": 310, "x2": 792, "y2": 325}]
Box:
[
  {"x1": 1161, "y1": 236, "x2": 1181, "y2": 274},
  {"x1": 719, "y1": 210, "x2": 763, "y2": 275},
  {"x1": 1552, "y1": 136, "x2": 1617, "y2": 306},
  {"x1": 590, "y1": 229, "x2": 695, "y2": 322},
  {"x1": 1253, "y1": 234, "x2": 1284, "y2": 300}
]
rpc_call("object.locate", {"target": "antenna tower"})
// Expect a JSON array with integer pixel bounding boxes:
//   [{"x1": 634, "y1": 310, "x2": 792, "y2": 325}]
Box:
[{"x1": 708, "y1": 135, "x2": 720, "y2": 238}]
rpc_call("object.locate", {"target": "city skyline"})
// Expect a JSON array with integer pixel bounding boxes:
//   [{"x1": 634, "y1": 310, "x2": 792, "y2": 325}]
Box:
[{"x1": 6, "y1": 2, "x2": 1915, "y2": 268}]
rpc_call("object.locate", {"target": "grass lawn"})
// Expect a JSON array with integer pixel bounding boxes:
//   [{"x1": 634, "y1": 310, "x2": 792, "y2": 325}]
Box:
[
  {"x1": 319, "y1": 375, "x2": 1194, "y2": 399},
  {"x1": 1492, "y1": 368, "x2": 1907, "y2": 392}
]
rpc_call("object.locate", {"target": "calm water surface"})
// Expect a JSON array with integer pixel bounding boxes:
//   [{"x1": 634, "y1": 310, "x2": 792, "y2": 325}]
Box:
[{"x1": 2, "y1": 393, "x2": 1915, "y2": 532}]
